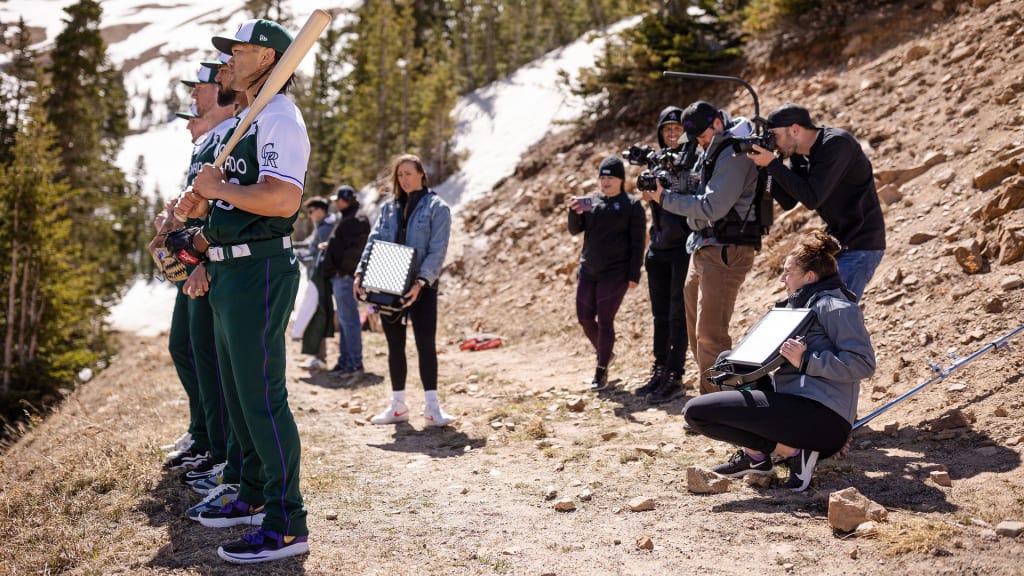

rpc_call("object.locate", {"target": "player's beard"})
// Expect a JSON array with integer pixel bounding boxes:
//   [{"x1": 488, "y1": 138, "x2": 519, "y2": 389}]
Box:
[{"x1": 216, "y1": 83, "x2": 234, "y2": 107}]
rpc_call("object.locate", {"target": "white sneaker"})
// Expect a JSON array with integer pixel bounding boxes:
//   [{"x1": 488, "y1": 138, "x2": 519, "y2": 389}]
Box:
[
  {"x1": 301, "y1": 357, "x2": 327, "y2": 371},
  {"x1": 161, "y1": 431, "x2": 192, "y2": 453},
  {"x1": 370, "y1": 400, "x2": 410, "y2": 425},
  {"x1": 423, "y1": 403, "x2": 456, "y2": 427}
]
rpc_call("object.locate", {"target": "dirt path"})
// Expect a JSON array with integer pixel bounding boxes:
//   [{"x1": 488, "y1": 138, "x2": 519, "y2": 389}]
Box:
[{"x1": 6, "y1": 328, "x2": 1020, "y2": 575}]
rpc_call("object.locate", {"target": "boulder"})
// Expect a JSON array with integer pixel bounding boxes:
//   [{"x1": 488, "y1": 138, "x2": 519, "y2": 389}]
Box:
[
  {"x1": 980, "y1": 176, "x2": 1024, "y2": 220},
  {"x1": 974, "y1": 164, "x2": 1017, "y2": 190},
  {"x1": 828, "y1": 487, "x2": 889, "y2": 532}
]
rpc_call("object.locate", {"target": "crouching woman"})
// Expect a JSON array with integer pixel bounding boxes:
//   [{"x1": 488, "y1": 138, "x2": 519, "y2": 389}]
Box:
[{"x1": 683, "y1": 231, "x2": 875, "y2": 491}]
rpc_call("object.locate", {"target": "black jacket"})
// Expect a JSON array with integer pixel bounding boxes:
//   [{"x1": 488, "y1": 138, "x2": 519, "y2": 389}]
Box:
[
  {"x1": 322, "y1": 203, "x2": 371, "y2": 278},
  {"x1": 568, "y1": 192, "x2": 646, "y2": 283},
  {"x1": 768, "y1": 127, "x2": 886, "y2": 251}
]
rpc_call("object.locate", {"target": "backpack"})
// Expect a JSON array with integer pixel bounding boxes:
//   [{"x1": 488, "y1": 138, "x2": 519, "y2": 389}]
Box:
[{"x1": 700, "y1": 138, "x2": 775, "y2": 250}]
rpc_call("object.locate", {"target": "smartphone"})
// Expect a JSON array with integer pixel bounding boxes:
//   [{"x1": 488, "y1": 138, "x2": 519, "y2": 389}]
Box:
[{"x1": 574, "y1": 196, "x2": 594, "y2": 212}]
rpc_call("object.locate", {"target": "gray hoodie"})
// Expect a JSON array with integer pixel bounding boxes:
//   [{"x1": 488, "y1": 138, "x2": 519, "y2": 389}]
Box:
[
  {"x1": 659, "y1": 125, "x2": 759, "y2": 254},
  {"x1": 772, "y1": 287, "x2": 875, "y2": 424}
]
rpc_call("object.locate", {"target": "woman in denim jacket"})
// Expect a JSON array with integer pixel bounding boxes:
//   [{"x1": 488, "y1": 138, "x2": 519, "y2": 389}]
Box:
[{"x1": 355, "y1": 154, "x2": 455, "y2": 427}]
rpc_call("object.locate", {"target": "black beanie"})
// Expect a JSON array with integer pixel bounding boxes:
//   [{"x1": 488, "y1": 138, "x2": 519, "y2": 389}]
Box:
[{"x1": 598, "y1": 155, "x2": 626, "y2": 180}]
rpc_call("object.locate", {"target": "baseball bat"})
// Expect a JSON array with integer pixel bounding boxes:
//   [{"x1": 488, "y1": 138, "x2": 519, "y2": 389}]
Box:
[
  {"x1": 174, "y1": 9, "x2": 332, "y2": 222},
  {"x1": 213, "y1": 9, "x2": 332, "y2": 167}
]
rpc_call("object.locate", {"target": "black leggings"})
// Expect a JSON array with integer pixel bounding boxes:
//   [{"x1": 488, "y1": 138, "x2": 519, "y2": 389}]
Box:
[
  {"x1": 683, "y1": 390, "x2": 851, "y2": 458},
  {"x1": 381, "y1": 284, "x2": 438, "y2": 392}
]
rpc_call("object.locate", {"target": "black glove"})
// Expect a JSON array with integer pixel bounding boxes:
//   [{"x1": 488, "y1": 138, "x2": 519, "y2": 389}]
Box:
[{"x1": 164, "y1": 226, "x2": 207, "y2": 266}]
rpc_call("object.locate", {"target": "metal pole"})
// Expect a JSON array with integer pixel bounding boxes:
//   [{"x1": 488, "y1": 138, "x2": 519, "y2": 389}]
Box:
[
  {"x1": 853, "y1": 324, "x2": 1024, "y2": 430},
  {"x1": 662, "y1": 71, "x2": 761, "y2": 123}
]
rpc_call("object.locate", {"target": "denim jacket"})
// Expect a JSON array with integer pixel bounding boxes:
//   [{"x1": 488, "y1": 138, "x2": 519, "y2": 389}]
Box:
[{"x1": 356, "y1": 188, "x2": 451, "y2": 285}]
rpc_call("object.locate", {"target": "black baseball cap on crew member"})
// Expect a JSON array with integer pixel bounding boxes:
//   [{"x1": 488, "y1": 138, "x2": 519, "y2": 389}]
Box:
[
  {"x1": 766, "y1": 103, "x2": 818, "y2": 129},
  {"x1": 212, "y1": 19, "x2": 293, "y2": 55},
  {"x1": 681, "y1": 101, "x2": 720, "y2": 139},
  {"x1": 334, "y1": 185, "x2": 357, "y2": 203},
  {"x1": 598, "y1": 155, "x2": 626, "y2": 180},
  {"x1": 181, "y1": 65, "x2": 218, "y2": 87}
]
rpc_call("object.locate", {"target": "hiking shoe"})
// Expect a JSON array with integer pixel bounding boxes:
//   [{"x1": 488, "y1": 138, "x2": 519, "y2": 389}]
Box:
[
  {"x1": 187, "y1": 483, "x2": 239, "y2": 521},
  {"x1": 635, "y1": 364, "x2": 665, "y2": 396},
  {"x1": 217, "y1": 528, "x2": 309, "y2": 564},
  {"x1": 646, "y1": 371, "x2": 684, "y2": 405},
  {"x1": 783, "y1": 449, "x2": 819, "y2": 492},
  {"x1": 198, "y1": 500, "x2": 265, "y2": 528},
  {"x1": 423, "y1": 403, "x2": 456, "y2": 427},
  {"x1": 161, "y1": 431, "x2": 192, "y2": 452},
  {"x1": 370, "y1": 400, "x2": 410, "y2": 425},
  {"x1": 330, "y1": 363, "x2": 364, "y2": 380},
  {"x1": 712, "y1": 449, "x2": 774, "y2": 478},
  {"x1": 164, "y1": 449, "x2": 209, "y2": 471},
  {"x1": 589, "y1": 367, "x2": 609, "y2": 391}
]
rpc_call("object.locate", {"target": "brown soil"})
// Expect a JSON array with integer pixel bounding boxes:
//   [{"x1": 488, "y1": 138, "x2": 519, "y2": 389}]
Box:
[{"x1": 3, "y1": 1, "x2": 1024, "y2": 575}]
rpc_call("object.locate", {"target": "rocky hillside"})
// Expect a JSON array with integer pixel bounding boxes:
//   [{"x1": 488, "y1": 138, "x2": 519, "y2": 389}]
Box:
[{"x1": 441, "y1": 0, "x2": 1024, "y2": 400}]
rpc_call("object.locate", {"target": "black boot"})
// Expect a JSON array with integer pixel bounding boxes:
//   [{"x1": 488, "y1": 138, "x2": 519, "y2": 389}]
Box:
[
  {"x1": 634, "y1": 364, "x2": 665, "y2": 396},
  {"x1": 647, "y1": 370, "x2": 683, "y2": 405},
  {"x1": 590, "y1": 366, "x2": 609, "y2": 391}
]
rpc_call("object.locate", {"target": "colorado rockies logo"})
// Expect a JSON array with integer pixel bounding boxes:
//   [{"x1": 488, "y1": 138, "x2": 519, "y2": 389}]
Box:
[{"x1": 261, "y1": 143, "x2": 279, "y2": 169}]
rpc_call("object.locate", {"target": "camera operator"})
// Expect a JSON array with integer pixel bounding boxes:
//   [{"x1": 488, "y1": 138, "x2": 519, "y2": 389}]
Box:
[
  {"x1": 646, "y1": 101, "x2": 760, "y2": 395},
  {"x1": 747, "y1": 104, "x2": 885, "y2": 300},
  {"x1": 634, "y1": 106, "x2": 690, "y2": 405}
]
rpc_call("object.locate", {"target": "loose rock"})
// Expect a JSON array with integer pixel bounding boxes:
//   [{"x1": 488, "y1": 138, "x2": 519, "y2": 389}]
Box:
[
  {"x1": 553, "y1": 498, "x2": 576, "y2": 512},
  {"x1": 930, "y1": 470, "x2": 952, "y2": 487},
  {"x1": 828, "y1": 487, "x2": 888, "y2": 532},
  {"x1": 930, "y1": 409, "x2": 972, "y2": 431},
  {"x1": 854, "y1": 521, "x2": 879, "y2": 538},
  {"x1": 628, "y1": 496, "x2": 656, "y2": 512},
  {"x1": 686, "y1": 466, "x2": 731, "y2": 494},
  {"x1": 565, "y1": 396, "x2": 586, "y2": 412},
  {"x1": 544, "y1": 486, "x2": 558, "y2": 500},
  {"x1": 995, "y1": 521, "x2": 1024, "y2": 537},
  {"x1": 636, "y1": 535, "x2": 654, "y2": 550},
  {"x1": 1001, "y1": 275, "x2": 1023, "y2": 291}
]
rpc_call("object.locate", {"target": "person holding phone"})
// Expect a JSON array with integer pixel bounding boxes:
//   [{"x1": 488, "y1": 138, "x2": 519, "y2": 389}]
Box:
[
  {"x1": 567, "y1": 155, "x2": 646, "y2": 391},
  {"x1": 355, "y1": 154, "x2": 456, "y2": 427},
  {"x1": 682, "y1": 231, "x2": 875, "y2": 491}
]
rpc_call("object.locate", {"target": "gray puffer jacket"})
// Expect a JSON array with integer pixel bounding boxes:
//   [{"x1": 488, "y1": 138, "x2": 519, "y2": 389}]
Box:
[{"x1": 773, "y1": 286, "x2": 875, "y2": 424}]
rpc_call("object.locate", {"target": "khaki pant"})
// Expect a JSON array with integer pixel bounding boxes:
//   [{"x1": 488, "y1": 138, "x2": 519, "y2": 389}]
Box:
[{"x1": 684, "y1": 244, "x2": 756, "y2": 394}]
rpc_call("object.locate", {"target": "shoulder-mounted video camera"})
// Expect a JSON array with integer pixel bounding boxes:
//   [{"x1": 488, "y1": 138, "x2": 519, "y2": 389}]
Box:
[
  {"x1": 731, "y1": 130, "x2": 776, "y2": 155},
  {"x1": 622, "y1": 140, "x2": 699, "y2": 192}
]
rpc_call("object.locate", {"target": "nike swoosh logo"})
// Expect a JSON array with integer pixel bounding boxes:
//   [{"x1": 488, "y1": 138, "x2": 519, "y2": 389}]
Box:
[{"x1": 394, "y1": 411, "x2": 408, "y2": 417}]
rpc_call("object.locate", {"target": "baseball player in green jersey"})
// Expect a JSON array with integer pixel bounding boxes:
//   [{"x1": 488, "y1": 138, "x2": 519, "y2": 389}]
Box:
[
  {"x1": 173, "y1": 61, "x2": 249, "y2": 507},
  {"x1": 175, "y1": 19, "x2": 310, "y2": 564},
  {"x1": 178, "y1": 53, "x2": 250, "y2": 519}
]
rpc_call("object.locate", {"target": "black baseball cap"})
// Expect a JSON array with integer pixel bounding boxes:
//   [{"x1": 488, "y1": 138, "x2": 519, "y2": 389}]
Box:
[
  {"x1": 681, "y1": 101, "x2": 719, "y2": 139},
  {"x1": 334, "y1": 185, "x2": 357, "y2": 202},
  {"x1": 766, "y1": 104, "x2": 818, "y2": 129}
]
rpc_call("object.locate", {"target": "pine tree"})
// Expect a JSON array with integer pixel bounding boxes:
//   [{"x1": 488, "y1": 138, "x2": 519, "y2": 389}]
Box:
[
  {"x1": 45, "y1": 0, "x2": 141, "y2": 298},
  {"x1": 1, "y1": 80, "x2": 101, "y2": 409}
]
